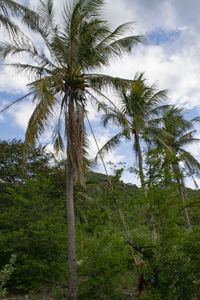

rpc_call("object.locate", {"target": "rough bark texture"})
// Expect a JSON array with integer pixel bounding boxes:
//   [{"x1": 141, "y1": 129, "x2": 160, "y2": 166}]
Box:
[{"x1": 66, "y1": 155, "x2": 78, "y2": 300}]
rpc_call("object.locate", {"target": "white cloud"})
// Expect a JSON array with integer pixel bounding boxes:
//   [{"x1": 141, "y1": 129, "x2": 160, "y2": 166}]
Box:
[
  {"x1": 0, "y1": 66, "x2": 29, "y2": 94},
  {"x1": 100, "y1": 40, "x2": 200, "y2": 111},
  {"x1": 7, "y1": 97, "x2": 35, "y2": 130}
]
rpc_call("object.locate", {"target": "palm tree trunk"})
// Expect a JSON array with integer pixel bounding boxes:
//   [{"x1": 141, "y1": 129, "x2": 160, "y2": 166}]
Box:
[
  {"x1": 66, "y1": 153, "x2": 78, "y2": 300},
  {"x1": 134, "y1": 133, "x2": 145, "y2": 193},
  {"x1": 172, "y1": 163, "x2": 191, "y2": 229},
  {"x1": 134, "y1": 133, "x2": 156, "y2": 242}
]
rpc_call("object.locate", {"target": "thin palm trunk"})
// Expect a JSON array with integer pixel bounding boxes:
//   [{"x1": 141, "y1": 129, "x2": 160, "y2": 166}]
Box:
[
  {"x1": 134, "y1": 133, "x2": 145, "y2": 191},
  {"x1": 173, "y1": 163, "x2": 191, "y2": 229},
  {"x1": 66, "y1": 97, "x2": 78, "y2": 299},
  {"x1": 134, "y1": 133, "x2": 156, "y2": 242},
  {"x1": 66, "y1": 153, "x2": 78, "y2": 300}
]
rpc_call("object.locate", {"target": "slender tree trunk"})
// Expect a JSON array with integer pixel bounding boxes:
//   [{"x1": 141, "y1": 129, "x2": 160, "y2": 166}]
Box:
[
  {"x1": 134, "y1": 134, "x2": 156, "y2": 242},
  {"x1": 134, "y1": 133, "x2": 145, "y2": 193},
  {"x1": 172, "y1": 163, "x2": 191, "y2": 229},
  {"x1": 66, "y1": 154, "x2": 78, "y2": 300}
]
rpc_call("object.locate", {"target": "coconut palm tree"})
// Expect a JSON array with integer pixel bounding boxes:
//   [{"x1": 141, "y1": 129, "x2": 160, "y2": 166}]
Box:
[
  {"x1": 149, "y1": 106, "x2": 200, "y2": 228},
  {"x1": 0, "y1": 0, "x2": 144, "y2": 298},
  {"x1": 97, "y1": 73, "x2": 167, "y2": 191}
]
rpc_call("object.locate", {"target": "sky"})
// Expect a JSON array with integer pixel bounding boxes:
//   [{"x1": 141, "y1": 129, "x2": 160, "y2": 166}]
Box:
[{"x1": 1, "y1": 0, "x2": 200, "y2": 187}]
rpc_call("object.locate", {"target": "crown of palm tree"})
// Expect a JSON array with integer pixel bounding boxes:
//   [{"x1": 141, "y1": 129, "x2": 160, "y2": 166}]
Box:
[
  {"x1": 97, "y1": 73, "x2": 167, "y2": 161},
  {"x1": 150, "y1": 106, "x2": 200, "y2": 179},
  {"x1": 95, "y1": 73, "x2": 167, "y2": 189}
]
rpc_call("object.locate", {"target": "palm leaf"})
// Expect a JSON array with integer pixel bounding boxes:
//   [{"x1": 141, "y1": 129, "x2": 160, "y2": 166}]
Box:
[
  {"x1": 180, "y1": 149, "x2": 200, "y2": 176},
  {"x1": 0, "y1": 92, "x2": 33, "y2": 113},
  {"x1": 95, "y1": 131, "x2": 124, "y2": 160},
  {"x1": 87, "y1": 74, "x2": 132, "y2": 91},
  {"x1": 178, "y1": 130, "x2": 200, "y2": 147},
  {"x1": 0, "y1": 13, "x2": 19, "y2": 34},
  {"x1": 25, "y1": 79, "x2": 58, "y2": 146},
  {"x1": 101, "y1": 35, "x2": 145, "y2": 58},
  {"x1": 3, "y1": 63, "x2": 51, "y2": 79},
  {"x1": 0, "y1": 0, "x2": 38, "y2": 34}
]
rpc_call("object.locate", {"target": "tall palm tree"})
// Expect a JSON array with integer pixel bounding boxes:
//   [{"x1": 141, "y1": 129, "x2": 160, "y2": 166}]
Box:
[
  {"x1": 149, "y1": 106, "x2": 200, "y2": 228},
  {"x1": 0, "y1": 0, "x2": 144, "y2": 298},
  {"x1": 97, "y1": 73, "x2": 167, "y2": 191}
]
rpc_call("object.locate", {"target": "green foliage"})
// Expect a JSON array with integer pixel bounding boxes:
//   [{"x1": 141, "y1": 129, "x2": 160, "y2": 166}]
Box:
[
  {"x1": 141, "y1": 160, "x2": 200, "y2": 300},
  {"x1": 51, "y1": 286, "x2": 65, "y2": 300},
  {"x1": 1, "y1": 140, "x2": 200, "y2": 299},
  {"x1": 0, "y1": 139, "x2": 52, "y2": 190},
  {"x1": 78, "y1": 229, "x2": 128, "y2": 299},
  {"x1": 0, "y1": 140, "x2": 67, "y2": 291},
  {"x1": 0, "y1": 254, "x2": 16, "y2": 297},
  {"x1": 0, "y1": 177, "x2": 67, "y2": 291}
]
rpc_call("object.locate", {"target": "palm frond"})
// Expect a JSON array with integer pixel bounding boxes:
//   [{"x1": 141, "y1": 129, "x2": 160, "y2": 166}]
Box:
[
  {"x1": 104, "y1": 35, "x2": 145, "y2": 55},
  {"x1": 24, "y1": 75, "x2": 63, "y2": 148},
  {"x1": 151, "y1": 131, "x2": 175, "y2": 154},
  {"x1": 0, "y1": 37, "x2": 55, "y2": 69},
  {"x1": 178, "y1": 130, "x2": 200, "y2": 147},
  {"x1": 1, "y1": 0, "x2": 35, "y2": 17},
  {"x1": 184, "y1": 160, "x2": 199, "y2": 188},
  {"x1": 97, "y1": 22, "x2": 134, "y2": 46},
  {"x1": 0, "y1": 12, "x2": 19, "y2": 34},
  {"x1": 25, "y1": 85, "x2": 57, "y2": 147},
  {"x1": 0, "y1": 92, "x2": 33, "y2": 113},
  {"x1": 148, "y1": 89, "x2": 168, "y2": 106},
  {"x1": 23, "y1": 0, "x2": 62, "y2": 66},
  {"x1": 102, "y1": 108, "x2": 131, "y2": 131},
  {"x1": 52, "y1": 95, "x2": 65, "y2": 152},
  {"x1": 190, "y1": 116, "x2": 200, "y2": 123},
  {"x1": 0, "y1": 0, "x2": 38, "y2": 34},
  {"x1": 150, "y1": 104, "x2": 171, "y2": 116},
  {"x1": 95, "y1": 132, "x2": 124, "y2": 160},
  {"x1": 180, "y1": 149, "x2": 200, "y2": 177},
  {"x1": 3, "y1": 63, "x2": 51, "y2": 79},
  {"x1": 87, "y1": 73, "x2": 132, "y2": 91},
  {"x1": 52, "y1": 119, "x2": 64, "y2": 153},
  {"x1": 0, "y1": 38, "x2": 36, "y2": 60},
  {"x1": 27, "y1": 74, "x2": 65, "y2": 97},
  {"x1": 86, "y1": 87, "x2": 121, "y2": 114}
]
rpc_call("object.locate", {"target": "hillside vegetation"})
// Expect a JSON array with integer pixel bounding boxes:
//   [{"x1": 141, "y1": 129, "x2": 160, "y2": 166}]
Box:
[{"x1": 0, "y1": 140, "x2": 200, "y2": 299}]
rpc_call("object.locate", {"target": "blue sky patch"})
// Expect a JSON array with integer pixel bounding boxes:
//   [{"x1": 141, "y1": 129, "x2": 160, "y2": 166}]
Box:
[{"x1": 147, "y1": 28, "x2": 181, "y2": 45}]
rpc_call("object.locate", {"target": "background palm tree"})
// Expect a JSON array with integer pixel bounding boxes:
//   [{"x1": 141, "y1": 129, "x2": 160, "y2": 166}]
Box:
[
  {"x1": 0, "y1": 0, "x2": 144, "y2": 298},
  {"x1": 149, "y1": 106, "x2": 200, "y2": 228},
  {"x1": 97, "y1": 73, "x2": 167, "y2": 191}
]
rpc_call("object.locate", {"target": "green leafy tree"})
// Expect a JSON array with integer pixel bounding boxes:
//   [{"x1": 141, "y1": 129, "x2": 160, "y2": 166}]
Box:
[
  {"x1": 0, "y1": 139, "x2": 51, "y2": 185},
  {"x1": 0, "y1": 177, "x2": 67, "y2": 291},
  {"x1": 0, "y1": 0, "x2": 144, "y2": 297}
]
